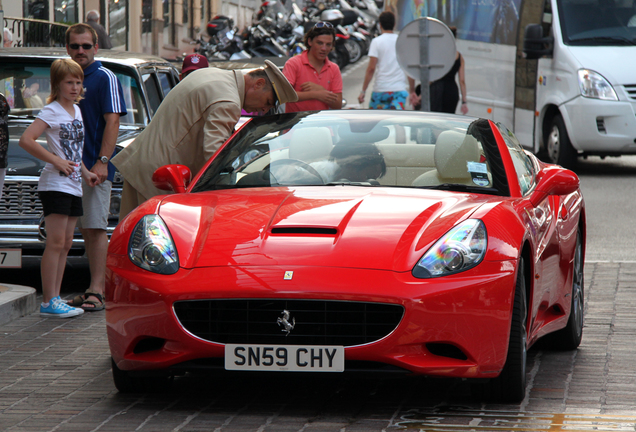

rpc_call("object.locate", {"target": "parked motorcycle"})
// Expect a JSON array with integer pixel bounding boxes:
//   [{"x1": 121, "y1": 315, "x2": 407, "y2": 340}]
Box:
[
  {"x1": 195, "y1": 15, "x2": 244, "y2": 61},
  {"x1": 272, "y1": 2, "x2": 307, "y2": 57},
  {"x1": 242, "y1": 21, "x2": 288, "y2": 58},
  {"x1": 241, "y1": 1, "x2": 291, "y2": 58},
  {"x1": 195, "y1": 0, "x2": 377, "y2": 67}
]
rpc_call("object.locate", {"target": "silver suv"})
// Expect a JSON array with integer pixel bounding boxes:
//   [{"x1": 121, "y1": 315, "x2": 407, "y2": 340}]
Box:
[{"x1": 0, "y1": 47, "x2": 179, "y2": 267}]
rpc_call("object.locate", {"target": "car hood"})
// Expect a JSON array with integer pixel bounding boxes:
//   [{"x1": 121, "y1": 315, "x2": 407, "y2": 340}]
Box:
[
  {"x1": 567, "y1": 46, "x2": 636, "y2": 85},
  {"x1": 157, "y1": 187, "x2": 496, "y2": 272}
]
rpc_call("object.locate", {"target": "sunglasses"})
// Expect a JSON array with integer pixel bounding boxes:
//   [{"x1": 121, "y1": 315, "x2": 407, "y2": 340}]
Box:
[
  {"x1": 313, "y1": 21, "x2": 333, "y2": 29},
  {"x1": 69, "y1": 43, "x2": 94, "y2": 50}
]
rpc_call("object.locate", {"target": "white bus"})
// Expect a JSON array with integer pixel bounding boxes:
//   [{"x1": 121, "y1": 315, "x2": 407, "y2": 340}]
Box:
[{"x1": 392, "y1": 0, "x2": 636, "y2": 169}]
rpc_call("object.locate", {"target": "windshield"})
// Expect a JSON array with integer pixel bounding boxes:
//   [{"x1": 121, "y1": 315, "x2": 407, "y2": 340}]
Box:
[
  {"x1": 192, "y1": 111, "x2": 509, "y2": 196},
  {"x1": 558, "y1": 0, "x2": 636, "y2": 45},
  {"x1": 1, "y1": 61, "x2": 146, "y2": 125}
]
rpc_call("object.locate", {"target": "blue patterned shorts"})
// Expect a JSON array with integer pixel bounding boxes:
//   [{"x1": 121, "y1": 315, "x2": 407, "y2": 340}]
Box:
[{"x1": 369, "y1": 91, "x2": 408, "y2": 110}]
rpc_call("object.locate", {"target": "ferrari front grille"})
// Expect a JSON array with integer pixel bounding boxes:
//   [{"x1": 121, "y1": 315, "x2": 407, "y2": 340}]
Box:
[{"x1": 173, "y1": 299, "x2": 404, "y2": 347}]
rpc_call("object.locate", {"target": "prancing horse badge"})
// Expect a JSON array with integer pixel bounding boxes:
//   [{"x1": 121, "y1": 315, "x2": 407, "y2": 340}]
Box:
[{"x1": 284, "y1": 271, "x2": 293, "y2": 280}]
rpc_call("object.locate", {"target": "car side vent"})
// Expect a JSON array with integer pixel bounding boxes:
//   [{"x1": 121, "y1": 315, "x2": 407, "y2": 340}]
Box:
[
  {"x1": 271, "y1": 227, "x2": 338, "y2": 235},
  {"x1": 133, "y1": 337, "x2": 166, "y2": 354},
  {"x1": 596, "y1": 117, "x2": 606, "y2": 134},
  {"x1": 426, "y1": 343, "x2": 468, "y2": 360}
]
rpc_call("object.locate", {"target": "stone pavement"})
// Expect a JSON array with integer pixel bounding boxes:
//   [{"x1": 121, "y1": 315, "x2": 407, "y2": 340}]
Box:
[
  {"x1": 1, "y1": 262, "x2": 636, "y2": 432},
  {"x1": 0, "y1": 284, "x2": 37, "y2": 326}
]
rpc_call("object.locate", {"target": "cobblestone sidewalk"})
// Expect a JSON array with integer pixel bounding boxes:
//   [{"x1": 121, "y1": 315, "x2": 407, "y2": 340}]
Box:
[{"x1": 0, "y1": 262, "x2": 635, "y2": 431}]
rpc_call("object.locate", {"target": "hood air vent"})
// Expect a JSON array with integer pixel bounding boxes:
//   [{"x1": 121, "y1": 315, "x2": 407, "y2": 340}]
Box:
[{"x1": 271, "y1": 227, "x2": 338, "y2": 235}]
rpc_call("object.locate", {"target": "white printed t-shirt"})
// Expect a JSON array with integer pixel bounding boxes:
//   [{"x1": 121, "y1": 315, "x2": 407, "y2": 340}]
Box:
[
  {"x1": 368, "y1": 33, "x2": 408, "y2": 93},
  {"x1": 37, "y1": 101, "x2": 84, "y2": 197}
]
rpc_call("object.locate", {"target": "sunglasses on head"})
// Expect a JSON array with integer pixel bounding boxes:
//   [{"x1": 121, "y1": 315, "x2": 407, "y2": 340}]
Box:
[
  {"x1": 69, "y1": 43, "x2": 94, "y2": 50},
  {"x1": 314, "y1": 21, "x2": 333, "y2": 29}
]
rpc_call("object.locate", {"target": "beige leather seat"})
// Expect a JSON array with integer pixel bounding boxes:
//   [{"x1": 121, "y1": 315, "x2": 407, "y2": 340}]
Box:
[
  {"x1": 288, "y1": 127, "x2": 333, "y2": 163},
  {"x1": 411, "y1": 130, "x2": 481, "y2": 187}
]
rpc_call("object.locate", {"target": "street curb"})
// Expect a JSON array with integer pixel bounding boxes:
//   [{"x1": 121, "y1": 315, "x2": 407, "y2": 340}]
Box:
[{"x1": 0, "y1": 283, "x2": 38, "y2": 326}]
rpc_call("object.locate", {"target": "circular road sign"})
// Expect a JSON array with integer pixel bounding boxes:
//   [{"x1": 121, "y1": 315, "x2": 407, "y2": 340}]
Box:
[{"x1": 396, "y1": 17, "x2": 456, "y2": 82}]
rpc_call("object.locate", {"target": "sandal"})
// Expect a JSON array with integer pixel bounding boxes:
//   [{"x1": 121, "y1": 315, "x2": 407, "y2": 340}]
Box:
[
  {"x1": 79, "y1": 292, "x2": 104, "y2": 312},
  {"x1": 67, "y1": 293, "x2": 88, "y2": 306}
]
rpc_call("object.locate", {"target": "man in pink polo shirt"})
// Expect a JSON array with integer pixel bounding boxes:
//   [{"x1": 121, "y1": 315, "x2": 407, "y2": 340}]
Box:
[{"x1": 283, "y1": 22, "x2": 343, "y2": 112}]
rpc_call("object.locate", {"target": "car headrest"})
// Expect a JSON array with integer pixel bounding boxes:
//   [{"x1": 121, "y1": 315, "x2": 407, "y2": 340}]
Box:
[
  {"x1": 338, "y1": 126, "x2": 390, "y2": 144},
  {"x1": 289, "y1": 127, "x2": 333, "y2": 163},
  {"x1": 434, "y1": 131, "x2": 480, "y2": 179}
]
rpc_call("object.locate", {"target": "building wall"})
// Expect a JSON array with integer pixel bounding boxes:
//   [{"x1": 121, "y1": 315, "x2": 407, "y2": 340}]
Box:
[
  {"x1": 3, "y1": 1, "x2": 23, "y2": 18},
  {"x1": 4, "y1": 0, "x2": 259, "y2": 59}
]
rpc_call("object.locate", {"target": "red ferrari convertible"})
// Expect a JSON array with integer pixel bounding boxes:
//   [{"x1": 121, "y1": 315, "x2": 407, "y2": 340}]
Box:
[{"x1": 105, "y1": 111, "x2": 585, "y2": 402}]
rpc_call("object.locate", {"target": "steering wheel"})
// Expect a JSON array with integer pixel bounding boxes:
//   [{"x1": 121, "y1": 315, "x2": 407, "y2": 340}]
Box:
[{"x1": 265, "y1": 159, "x2": 324, "y2": 185}]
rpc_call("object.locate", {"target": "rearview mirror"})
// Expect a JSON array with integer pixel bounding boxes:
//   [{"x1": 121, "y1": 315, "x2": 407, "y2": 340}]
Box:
[{"x1": 152, "y1": 164, "x2": 192, "y2": 193}]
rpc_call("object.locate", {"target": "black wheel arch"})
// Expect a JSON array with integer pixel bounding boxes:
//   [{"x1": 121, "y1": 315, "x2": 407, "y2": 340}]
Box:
[
  {"x1": 578, "y1": 209, "x2": 587, "y2": 263},
  {"x1": 540, "y1": 104, "x2": 561, "y2": 155},
  {"x1": 520, "y1": 241, "x2": 533, "y2": 334}
]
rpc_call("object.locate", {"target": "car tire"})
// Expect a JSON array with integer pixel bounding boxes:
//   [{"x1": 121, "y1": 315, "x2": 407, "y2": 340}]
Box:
[
  {"x1": 111, "y1": 358, "x2": 172, "y2": 393},
  {"x1": 540, "y1": 228, "x2": 584, "y2": 350},
  {"x1": 486, "y1": 258, "x2": 528, "y2": 402},
  {"x1": 544, "y1": 114, "x2": 578, "y2": 169}
]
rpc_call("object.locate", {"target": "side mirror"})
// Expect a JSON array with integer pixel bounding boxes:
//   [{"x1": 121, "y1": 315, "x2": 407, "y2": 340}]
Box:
[
  {"x1": 530, "y1": 167, "x2": 579, "y2": 205},
  {"x1": 152, "y1": 164, "x2": 192, "y2": 193},
  {"x1": 523, "y1": 23, "x2": 553, "y2": 60}
]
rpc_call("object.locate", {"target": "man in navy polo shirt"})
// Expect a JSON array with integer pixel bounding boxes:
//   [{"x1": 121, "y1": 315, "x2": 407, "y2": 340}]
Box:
[{"x1": 65, "y1": 23, "x2": 126, "y2": 312}]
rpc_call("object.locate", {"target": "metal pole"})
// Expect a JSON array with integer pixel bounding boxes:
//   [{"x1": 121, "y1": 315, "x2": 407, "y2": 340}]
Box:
[{"x1": 419, "y1": 18, "x2": 430, "y2": 112}]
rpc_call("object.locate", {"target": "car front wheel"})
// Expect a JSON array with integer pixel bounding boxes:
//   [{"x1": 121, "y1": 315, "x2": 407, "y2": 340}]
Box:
[
  {"x1": 487, "y1": 258, "x2": 528, "y2": 402},
  {"x1": 545, "y1": 114, "x2": 577, "y2": 169},
  {"x1": 541, "y1": 228, "x2": 584, "y2": 350}
]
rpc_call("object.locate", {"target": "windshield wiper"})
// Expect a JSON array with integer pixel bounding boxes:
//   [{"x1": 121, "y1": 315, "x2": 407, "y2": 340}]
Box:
[
  {"x1": 419, "y1": 183, "x2": 494, "y2": 193},
  {"x1": 569, "y1": 36, "x2": 636, "y2": 46},
  {"x1": 325, "y1": 180, "x2": 379, "y2": 186}
]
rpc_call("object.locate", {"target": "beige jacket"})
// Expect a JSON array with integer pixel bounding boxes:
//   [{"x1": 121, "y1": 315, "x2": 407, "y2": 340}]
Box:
[{"x1": 112, "y1": 67, "x2": 245, "y2": 200}]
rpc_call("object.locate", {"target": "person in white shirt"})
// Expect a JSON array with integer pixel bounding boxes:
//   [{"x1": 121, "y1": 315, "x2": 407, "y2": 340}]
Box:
[
  {"x1": 19, "y1": 59, "x2": 98, "y2": 318},
  {"x1": 358, "y1": 11, "x2": 415, "y2": 109}
]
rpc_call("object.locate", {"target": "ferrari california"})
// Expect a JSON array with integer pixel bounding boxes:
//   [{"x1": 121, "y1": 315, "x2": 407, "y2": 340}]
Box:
[{"x1": 105, "y1": 110, "x2": 585, "y2": 402}]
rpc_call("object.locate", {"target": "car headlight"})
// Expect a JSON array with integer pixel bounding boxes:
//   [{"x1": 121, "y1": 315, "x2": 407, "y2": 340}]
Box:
[
  {"x1": 413, "y1": 219, "x2": 487, "y2": 278},
  {"x1": 577, "y1": 69, "x2": 617, "y2": 101},
  {"x1": 128, "y1": 215, "x2": 179, "y2": 274}
]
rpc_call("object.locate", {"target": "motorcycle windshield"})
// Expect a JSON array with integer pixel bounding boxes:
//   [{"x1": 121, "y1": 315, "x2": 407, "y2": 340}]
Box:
[{"x1": 259, "y1": 0, "x2": 291, "y2": 25}]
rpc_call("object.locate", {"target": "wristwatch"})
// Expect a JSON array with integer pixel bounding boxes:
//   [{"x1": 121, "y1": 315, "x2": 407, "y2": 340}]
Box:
[{"x1": 99, "y1": 156, "x2": 109, "y2": 164}]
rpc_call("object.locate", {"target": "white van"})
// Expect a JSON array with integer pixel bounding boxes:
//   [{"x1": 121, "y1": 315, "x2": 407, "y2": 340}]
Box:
[{"x1": 395, "y1": 0, "x2": 636, "y2": 169}]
